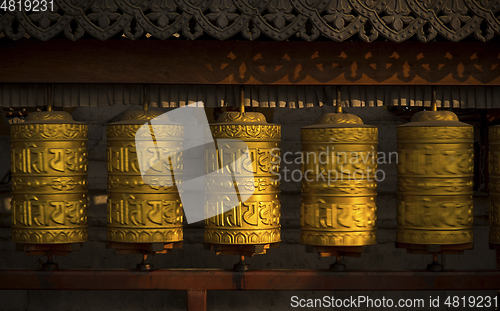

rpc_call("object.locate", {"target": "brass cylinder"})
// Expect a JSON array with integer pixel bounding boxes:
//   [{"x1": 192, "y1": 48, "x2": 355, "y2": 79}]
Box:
[
  {"x1": 10, "y1": 111, "x2": 88, "y2": 244},
  {"x1": 489, "y1": 126, "x2": 500, "y2": 245},
  {"x1": 107, "y1": 110, "x2": 184, "y2": 243},
  {"x1": 396, "y1": 111, "x2": 474, "y2": 246},
  {"x1": 300, "y1": 112, "x2": 378, "y2": 247},
  {"x1": 204, "y1": 112, "x2": 281, "y2": 247}
]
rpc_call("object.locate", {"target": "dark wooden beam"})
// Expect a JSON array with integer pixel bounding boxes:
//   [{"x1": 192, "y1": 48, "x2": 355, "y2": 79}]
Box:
[
  {"x1": 1, "y1": 40, "x2": 499, "y2": 85},
  {"x1": 1, "y1": 269, "x2": 500, "y2": 291}
]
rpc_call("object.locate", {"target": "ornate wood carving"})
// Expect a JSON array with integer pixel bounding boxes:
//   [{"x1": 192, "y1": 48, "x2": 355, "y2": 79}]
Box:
[{"x1": 0, "y1": 0, "x2": 499, "y2": 42}]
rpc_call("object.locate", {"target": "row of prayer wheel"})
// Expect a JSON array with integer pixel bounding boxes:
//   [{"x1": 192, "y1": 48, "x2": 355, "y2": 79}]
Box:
[{"x1": 8, "y1": 103, "x2": 498, "y2": 257}]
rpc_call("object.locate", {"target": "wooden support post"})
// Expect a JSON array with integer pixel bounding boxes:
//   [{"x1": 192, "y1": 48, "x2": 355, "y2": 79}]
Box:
[{"x1": 187, "y1": 290, "x2": 207, "y2": 311}]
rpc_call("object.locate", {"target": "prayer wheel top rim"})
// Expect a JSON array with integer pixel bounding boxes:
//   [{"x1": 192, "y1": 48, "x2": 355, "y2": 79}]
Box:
[
  {"x1": 400, "y1": 110, "x2": 472, "y2": 128},
  {"x1": 23, "y1": 111, "x2": 83, "y2": 124},
  {"x1": 214, "y1": 111, "x2": 270, "y2": 125},
  {"x1": 110, "y1": 110, "x2": 174, "y2": 125},
  {"x1": 303, "y1": 112, "x2": 376, "y2": 129}
]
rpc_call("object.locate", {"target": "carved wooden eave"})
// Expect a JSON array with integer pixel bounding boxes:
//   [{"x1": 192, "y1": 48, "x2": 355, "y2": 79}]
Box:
[{"x1": 0, "y1": 0, "x2": 500, "y2": 42}]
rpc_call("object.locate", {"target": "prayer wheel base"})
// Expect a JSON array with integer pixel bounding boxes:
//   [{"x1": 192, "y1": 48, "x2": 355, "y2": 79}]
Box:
[
  {"x1": 396, "y1": 242, "x2": 473, "y2": 255},
  {"x1": 330, "y1": 260, "x2": 347, "y2": 272},
  {"x1": 426, "y1": 260, "x2": 444, "y2": 272},
  {"x1": 204, "y1": 243, "x2": 279, "y2": 257},
  {"x1": 16, "y1": 243, "x2": 82, "y2": 256},
  {"x1": 106, "y1": 241, "x2": 183, "y2": 255},
  {"x1": 233, "y1": 255, "x2": 251, "y2": 272},
  {"x1": 306, "y1": 245, "x2": 369, "y2": 258}
]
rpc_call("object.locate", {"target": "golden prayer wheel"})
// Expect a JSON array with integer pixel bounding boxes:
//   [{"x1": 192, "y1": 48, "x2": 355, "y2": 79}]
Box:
[
  {"x1": 204, "y1": 110, "x2": 281, "y2": 256},
  {"x1": 489, "y1": 125, "x2": 500, "y2": 246},
  {"x1": 10, "y1": 110, "x2": 88, "y2": 244},
  {"x1": 106, "y1": 108, "x2": 184, "y2": 252},
  {"x1": 396, "y1": 108, "x2": 474, "y2": 250},
  {"x1": 300, "y1": 108, "x2": 378, "y2": 256}
]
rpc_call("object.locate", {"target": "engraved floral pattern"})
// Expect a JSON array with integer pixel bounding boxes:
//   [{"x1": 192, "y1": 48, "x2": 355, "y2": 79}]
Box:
[
  {"x1": 211, "y1": 124, "x2": 281, "y2": 139},
  {"x1": 301, "y1": 127, "x2": 377, "y2": 142},
  {"x1": 1, "y1": 0, "x2": 499, "y2": 42}
]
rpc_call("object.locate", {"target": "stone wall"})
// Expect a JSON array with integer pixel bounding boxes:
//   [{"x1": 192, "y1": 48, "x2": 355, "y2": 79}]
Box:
[{"x1": 0, "y1": 106, "x2": 495, "y2": 311}]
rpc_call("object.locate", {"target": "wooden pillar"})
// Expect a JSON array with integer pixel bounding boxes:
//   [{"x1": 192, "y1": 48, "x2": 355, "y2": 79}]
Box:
[{"x1": 187, "y1": 290, "x2": 207, "y2": 311}]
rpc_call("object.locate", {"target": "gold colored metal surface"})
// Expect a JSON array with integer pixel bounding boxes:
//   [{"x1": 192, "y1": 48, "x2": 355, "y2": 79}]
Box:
[
  {"x1": 300, "y1": 109, "x2": 378, "y2": 247},
  {"x1": 106, "y1": 109, "x2": 184, "y2": 244},
  {"x1": 10, "y1": 111, "x2": 88, "y2": 244},
  {"x1": 396, "y1": 110, "x2": 474, "y2": 246},
  {"x1": 204, "y1": 111, "x2": 281, "y2": 246},
  {"x1": 315, "y1": 112, "x2": 364, "y2": 125},
  {"x1": 489, "y1": 126, "x2": 500, "y2": 245}
]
